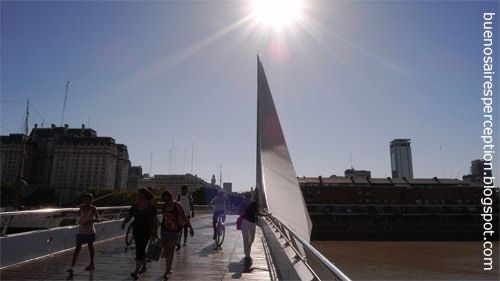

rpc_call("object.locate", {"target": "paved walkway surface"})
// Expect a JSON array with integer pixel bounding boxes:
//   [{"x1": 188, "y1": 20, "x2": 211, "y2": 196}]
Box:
[{"x1": 0, "y1": 215, "x2": 272, "y2": 281}]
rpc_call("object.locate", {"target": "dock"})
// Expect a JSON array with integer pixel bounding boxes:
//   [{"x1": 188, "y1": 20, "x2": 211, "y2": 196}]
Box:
[{"x1": 0, "y1": 215, "x2": 273, "y2": 280}]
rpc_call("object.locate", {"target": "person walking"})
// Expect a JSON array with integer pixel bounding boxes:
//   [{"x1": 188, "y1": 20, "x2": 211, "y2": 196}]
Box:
[
  {"x1": 67, "y1": 193, "x2": 100, "y2": 274},
  {"x1": 159, "y1": 190, "x2": 194, "y2": 280},
  {"x1": 175, "y1": 185, "x2": 194, "y2": 248},
  {"x1": 121, "y1": 187, "x2": 158, "y2": 280},
  {"x1": 239, "y1": 191, "x2": 270, "y2": 259}
]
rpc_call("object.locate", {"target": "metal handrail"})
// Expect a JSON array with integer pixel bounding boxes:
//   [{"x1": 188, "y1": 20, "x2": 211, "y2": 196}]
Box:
[
  {"x1": 0, "y1": 206, "x2": 131, "y2": 236},
  {"x1": 0, "y1": 205, "x2": 212, "y2": 217},
  {"x1": 265, "y1": 216, "x2": 321, "y2": 280},
  {"x1": 0, "y1": 206, "x2": 131, "y2": 217},
  {"x1": 265, "y1": 216, "x2": 351, "y2": 281},
  {"x1": 0, "y1": 205, "x2": 213, "y2": 236},
  {"x1": 193, "y1": 205, "x2": 212, "y2": 211}
]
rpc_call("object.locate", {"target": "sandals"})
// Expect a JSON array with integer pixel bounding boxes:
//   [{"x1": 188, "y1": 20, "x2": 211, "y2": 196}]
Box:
[
  {"x1": 66, "y1": 268, "x2": 74, "y2": 274},
  {"x1": 131, "y1": 272, "x2": 139, "y2": 280},
  {"x1": 163, "y1": 269, "x2": 173, "y2": 280},
  {"x1": 84, "y1": 264, "x2": 95, "y2": 270}
]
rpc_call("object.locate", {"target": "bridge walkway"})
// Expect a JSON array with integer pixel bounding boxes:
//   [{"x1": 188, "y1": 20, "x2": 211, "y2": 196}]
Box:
[{"x1": 0, "y1": 215, "x2": 273, "y2": 281}]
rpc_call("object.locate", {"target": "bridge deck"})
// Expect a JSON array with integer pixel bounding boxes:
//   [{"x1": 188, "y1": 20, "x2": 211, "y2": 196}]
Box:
[{"x1": 0, "y1": 215, "x2": 272, "y2": 280}]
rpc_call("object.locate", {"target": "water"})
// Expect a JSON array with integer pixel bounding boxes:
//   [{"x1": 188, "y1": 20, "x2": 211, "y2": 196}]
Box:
[{"x1": 311, "y1": 241, "x2": 499, "y2": 281}]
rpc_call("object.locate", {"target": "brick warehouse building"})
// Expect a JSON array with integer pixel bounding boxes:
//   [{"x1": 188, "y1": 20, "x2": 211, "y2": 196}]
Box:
[{"x1": 298, "y1": 176, "x2": 499, "y2": 240}]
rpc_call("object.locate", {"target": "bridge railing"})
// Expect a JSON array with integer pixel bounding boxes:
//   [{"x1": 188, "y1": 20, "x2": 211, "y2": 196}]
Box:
[
  {"x1": 263, "y1": 215, "x2": 351, "y2": 281},
  {"x1": 0, "y1": 205, "x2": 212, "y2": 236},
  {"x1": 0, "y1": 206, "x2": 130, "y2": 236}
]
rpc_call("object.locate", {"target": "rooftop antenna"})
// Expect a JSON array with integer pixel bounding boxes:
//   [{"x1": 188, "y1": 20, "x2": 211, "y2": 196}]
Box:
[
  {"x1": 440, "y1": 143, "x2": 445, "y2": 178},
  {"x1": 220, "y1": 164, "x2": 223, "y2": 188},
  {"x1": 87, "y1": 116, "x2": 91, "y2": 128},
  {"x1": 168, "y1": 149, "x2": 172, "y2": 174},
  {"x1": 350, "y1": 153, "x2": 354, "y2": 169},
  {"x1": 150, "y1": 153, "x2": 153, "y2": 176},
  {"x1": 191, "y1": 142, "x2": 194, "y2": 173},
  {"x1": 183, "y1": 149, "x2": 186, "y2": 174},
  {"x1": 171, "y1": 135, "x2": 175, "y2": 174},
  {"x1": 61, "y1": 81, "x2": 70, "y2": 126},
  {"x1": 174, "y1": 145, "x2": 177, "y2": 175}
]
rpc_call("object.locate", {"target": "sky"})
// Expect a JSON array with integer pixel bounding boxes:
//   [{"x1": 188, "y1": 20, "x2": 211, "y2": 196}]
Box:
[{"x1": 1, "y1": 0, "x2": 499, "y2": 191}]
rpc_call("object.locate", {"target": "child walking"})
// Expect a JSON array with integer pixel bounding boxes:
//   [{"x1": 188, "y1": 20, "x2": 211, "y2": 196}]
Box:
[{"x1": 67, "y1": 193, "x2": 100, "y2": 274}]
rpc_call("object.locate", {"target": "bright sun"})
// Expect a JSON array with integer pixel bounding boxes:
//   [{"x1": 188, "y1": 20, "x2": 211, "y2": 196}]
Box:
[{"x1": 252, "y1": 0, "x2": 303, "y2": 29}]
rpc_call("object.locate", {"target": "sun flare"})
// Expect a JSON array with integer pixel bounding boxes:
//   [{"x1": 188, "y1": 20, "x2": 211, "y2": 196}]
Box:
[{"x1": 252, "y1": 0, "x2": 303, "y2": 29}]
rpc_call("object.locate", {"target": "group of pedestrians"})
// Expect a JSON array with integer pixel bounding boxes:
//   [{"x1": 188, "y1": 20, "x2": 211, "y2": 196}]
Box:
[
  {"x1": 120, "y1": 187, "x2": 194, "y2": 280},
  {"x1": 67, "y1": 186, "x2": 267, "y2": 280}
]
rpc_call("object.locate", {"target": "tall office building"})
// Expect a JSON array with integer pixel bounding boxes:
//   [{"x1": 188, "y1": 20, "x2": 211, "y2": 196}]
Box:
[
  {"x1": 463, "y1": 159, "x2": 492, "y2": 183},
  {"x1": 390, "y1": 139, "x2": 413, "y2": 179},
  {"x1": 223, "y1": 182, "x2": 232, "y2": 193},
  {"x1": 126, "y1": 166, "x2": 143, "y2": 191}
]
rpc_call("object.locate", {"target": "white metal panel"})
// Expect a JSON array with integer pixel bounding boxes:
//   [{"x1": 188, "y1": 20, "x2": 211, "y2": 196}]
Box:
[{"x1": 256, "y1": 55, "x2": 312, "y2": 243}]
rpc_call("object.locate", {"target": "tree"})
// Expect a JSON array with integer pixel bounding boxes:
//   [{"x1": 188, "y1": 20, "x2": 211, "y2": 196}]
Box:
[
  {"x1": 227, "y1": 192, "x2": 244, "y2": 209},
  {"x1": 71, "y1": 187, "x2": 136, "y2": 207},
  {"x1": 22, "y1": 188, "x2": 60, "y2": 207},
  {"x1": 191, "y1": 186, "x2": 219, "y2": 205}
]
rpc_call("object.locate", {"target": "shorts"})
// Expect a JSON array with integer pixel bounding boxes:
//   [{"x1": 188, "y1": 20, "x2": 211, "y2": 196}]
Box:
[
  {"x1": 76, "y1": 233, "x2": 97, "y2": 244},
  {"x1": 213, "y1": 211, "x2": 225, "y2": 223},
  {"x1": 161, "y1": 229, "x2": 180, "y2": 241}
]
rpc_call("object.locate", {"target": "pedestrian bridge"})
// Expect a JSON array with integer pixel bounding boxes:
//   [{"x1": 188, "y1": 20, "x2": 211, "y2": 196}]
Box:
[
  {"x1": 1, "y1": 56, "x2": 352, "y2": 280},
  {"x1": 0, "y1": 209, "x2": 350, "y2": 280},
  {"x1": 1, "y1": 214, "x2": 275, "y2": 280}
]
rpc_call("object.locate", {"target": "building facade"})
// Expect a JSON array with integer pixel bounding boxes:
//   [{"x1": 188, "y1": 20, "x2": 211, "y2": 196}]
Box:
[
  {"x1": 223, "y1": 182, "x2": 232, "y2": 193},
  {"x1": 390, "y1": 139, "x2": 413, "y2": 179},
  {"x1": 344, "y1": 168, "x2": 371, "y2": 178},
  {"x1": 137, "y1": 173, "x2": 209, "y2": 196},
  {"x1": 1, "y1": 124, "x2": 131, "y2": 204},
  {"x1": 114, "y1": 144, "x2": 130, "y2": 190},
  {"x1": 0, "y1": 134, "x2": 36, "y2": 184},
  {"x1": 297, "y1": 176, "x2": 497, "y2": 240},
  {"x1": 463, "y1": 159, "x2": 492, "y2": 183},
  {"x1": 126, "y1": 166, "x2": 143, "y2": 191}
]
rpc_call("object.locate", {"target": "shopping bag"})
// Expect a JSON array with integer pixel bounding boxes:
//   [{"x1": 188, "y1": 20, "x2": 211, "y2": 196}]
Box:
[{"x1": 146, "y1": 236, "x2": 163, "y2": 261}]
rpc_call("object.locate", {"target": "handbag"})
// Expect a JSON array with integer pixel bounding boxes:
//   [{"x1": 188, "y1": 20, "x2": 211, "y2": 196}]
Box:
[
  {"x1": 146, "y1": 236, "x2": 163, "y2": 261},
  {"x1": 236, "y1": 216, "x2": 243, "y2": 230}
]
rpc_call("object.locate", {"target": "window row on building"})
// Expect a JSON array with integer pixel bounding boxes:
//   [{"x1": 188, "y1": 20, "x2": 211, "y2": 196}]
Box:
[{"x1": 1, "y1": 124, "x2": 131, "y2": 204}]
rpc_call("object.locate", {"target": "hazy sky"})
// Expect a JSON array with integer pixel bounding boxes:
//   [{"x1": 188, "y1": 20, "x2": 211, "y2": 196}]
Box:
[{"x1": 2, "y1": 0, "x2": 498, "y2": 191}]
